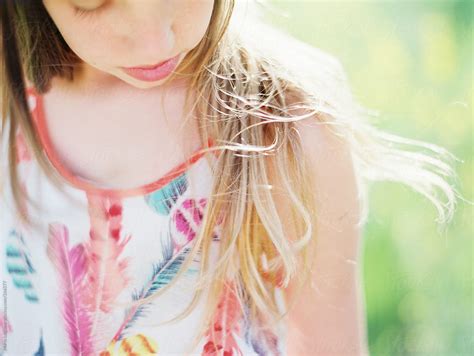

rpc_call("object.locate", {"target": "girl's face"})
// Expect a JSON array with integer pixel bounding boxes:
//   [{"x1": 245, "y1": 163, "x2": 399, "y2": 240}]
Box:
[{"x1": 42, "y1": 0, "x2": 215, "y2": 90}]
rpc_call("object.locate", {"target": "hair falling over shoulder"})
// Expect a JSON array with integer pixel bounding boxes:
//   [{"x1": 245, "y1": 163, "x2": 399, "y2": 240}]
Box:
[{"x1": 0, "y1": 0, "x2": 464, "y2": 353}]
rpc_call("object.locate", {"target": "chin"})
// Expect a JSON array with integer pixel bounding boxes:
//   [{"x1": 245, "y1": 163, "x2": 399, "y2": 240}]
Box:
[{"x1": 127, "y1": 80, "x2": 163, "y2": 90}]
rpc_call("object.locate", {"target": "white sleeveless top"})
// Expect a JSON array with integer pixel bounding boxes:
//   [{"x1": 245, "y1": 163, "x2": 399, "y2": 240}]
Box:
[{"x1": 0, "y1": 86, "x2": 287, "y2": 355}]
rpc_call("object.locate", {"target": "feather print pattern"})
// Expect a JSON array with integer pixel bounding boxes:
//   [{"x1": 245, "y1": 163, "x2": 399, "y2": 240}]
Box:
[
  {"x1": 4, "y1": 228, "x2": 39, "y2": 303},
  {"x1": 46, "y1": 222, "x2": 94, "y2": 356},
  {"x1": 99, "y1": 333, "x2": 159, "y2": 356},
  {"x1": 110, "y1": 229, "x2": 197, "y2": 343},
  {"x1": 201, "y1": 280, "x2": 245, "y2": 356},
  {"x1": 83, "y1": 192, "x2": 132, "y2": 336},
  {"x1": 33, "y1": 329, "x2": 45, "y2": 356},
  {"x1": 98, "y1": 172, "x2": 215, "y2": 349},
  {"x1": 0, "y1": 116, "x2": 288, "y2": 354},
  {"x1": 144, "y1": 173, "x2": 188, "y2": 215},
  {"x1": 0, "y1": 310, "x2": 12, "y2": 349},
  {"x1": 171, "y1": 197, "x2": 209, "y2": 254},
  {"x1": 242, "y1": 303, "x2": 281, "y2": 356}
]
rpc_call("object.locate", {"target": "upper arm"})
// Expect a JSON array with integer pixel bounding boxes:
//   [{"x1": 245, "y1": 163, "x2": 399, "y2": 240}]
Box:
[{"x1": 267, "y1": 112, "x2": 369, "y2": 355}]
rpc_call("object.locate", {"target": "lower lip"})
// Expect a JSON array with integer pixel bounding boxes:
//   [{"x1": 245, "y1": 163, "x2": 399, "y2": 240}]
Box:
[{"x1": 121, "y1": 54, "x2": 180, "y2": 82}]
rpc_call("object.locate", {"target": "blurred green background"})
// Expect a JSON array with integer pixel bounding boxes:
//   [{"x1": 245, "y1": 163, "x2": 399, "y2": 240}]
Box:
[{"x1": 266, "y1": 1, "x2": 473, "y2": 355}]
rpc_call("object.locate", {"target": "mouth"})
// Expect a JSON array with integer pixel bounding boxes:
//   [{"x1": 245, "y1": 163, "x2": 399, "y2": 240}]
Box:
[{"x1": 120, "y1": 54, "x2": 181, "y2": 82}]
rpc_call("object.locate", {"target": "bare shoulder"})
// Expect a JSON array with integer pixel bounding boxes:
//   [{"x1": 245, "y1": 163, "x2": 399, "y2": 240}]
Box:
[
  {"x1": 269, "y1": 103, "x2": 368, "y2": 355},
  {"x1": 292, "y1": 111, "x2": 362, "y2": 226},
  {"x1": 266, "y1": 107, "x2": 363, "y2": 236},
  {"x1": 266, "y1": 106, "x2": 365, "y2": 289}
]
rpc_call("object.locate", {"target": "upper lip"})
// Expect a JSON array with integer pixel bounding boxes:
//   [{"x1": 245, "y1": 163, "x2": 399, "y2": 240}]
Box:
[{"x1": 123, "y1": 55, "x2": 177, "y2": 70}]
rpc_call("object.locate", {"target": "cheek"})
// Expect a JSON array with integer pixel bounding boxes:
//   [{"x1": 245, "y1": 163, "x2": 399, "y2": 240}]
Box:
[
  {"x1": 176, "y1": 0, "x2": 214, "y2": 47},
  {"x1": 54, "y1": 17, "x2": 117, "y2": 65},
  {"x1": 62, "y1": 27, "x2": 113, "y2": 65}
]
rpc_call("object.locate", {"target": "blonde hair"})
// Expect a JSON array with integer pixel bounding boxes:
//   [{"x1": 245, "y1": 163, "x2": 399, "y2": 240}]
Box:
[{"x1": 0, "y1": 0, "x2": 464, "y2": 353}]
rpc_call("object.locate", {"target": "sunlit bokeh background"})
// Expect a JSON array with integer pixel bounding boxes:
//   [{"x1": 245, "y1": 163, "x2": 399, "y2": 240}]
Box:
[{"x1": 265, "y1": 1, "x2": 472, "y2": 355}]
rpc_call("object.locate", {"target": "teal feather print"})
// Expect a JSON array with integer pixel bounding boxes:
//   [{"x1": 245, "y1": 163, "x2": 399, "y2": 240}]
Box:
[
  {"x1": 4, "y1": 228, "x2": 39, "y2": 303},
  {"x1": 110, "y1": 230, "x2": 197, "y2": 342},
  {"x1": 144, "y1": 172, "x2": 188, "y2": 215}
]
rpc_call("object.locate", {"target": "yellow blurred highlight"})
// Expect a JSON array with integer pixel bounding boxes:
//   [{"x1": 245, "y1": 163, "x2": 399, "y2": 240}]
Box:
[{"x1": 420, "y1": 13, "x2": 458, "y2": 83}]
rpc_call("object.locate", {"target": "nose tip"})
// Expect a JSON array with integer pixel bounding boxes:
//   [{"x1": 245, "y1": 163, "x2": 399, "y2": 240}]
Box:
[
  {"x1": 123, "y1": 3, "x2": 176, "y2": 63},
  {"x1": 126, "y1": 23, "x2": 176, "y2": 66}
]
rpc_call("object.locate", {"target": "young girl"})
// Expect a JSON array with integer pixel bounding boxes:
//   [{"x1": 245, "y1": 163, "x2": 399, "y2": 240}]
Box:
[{"x1": 0, "y1": 1, "x2": 461, "y2": 355}]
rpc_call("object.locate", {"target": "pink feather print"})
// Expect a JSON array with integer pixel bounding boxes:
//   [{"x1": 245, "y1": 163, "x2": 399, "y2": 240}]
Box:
[
  {"x1": 83, "y1": 193, "x2": 131, "y2": 335},
  {"x1": 172, "y1": 197, "x2": 224, "y2": 254},
  {"x1": 202, "y1": 280, "x2": 245, "y2": 356},
  {"x1": 46, "y1": 222, "x2": 94, "y2": 356},
  {"x1": 243, "y1": 305, "x2": 282, "y2": 355},
  {"x1": 172, "y1": 198, "x2": 207, "y2": 253},
  {"x1": 0, "y1": 310, "x2": 12, "y2": 347}
]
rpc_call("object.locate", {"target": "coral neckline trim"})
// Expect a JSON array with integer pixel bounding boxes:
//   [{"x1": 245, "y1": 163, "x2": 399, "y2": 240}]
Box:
[{"x1": 26, "y1": 86, "x2": 215, "y2": 198}]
